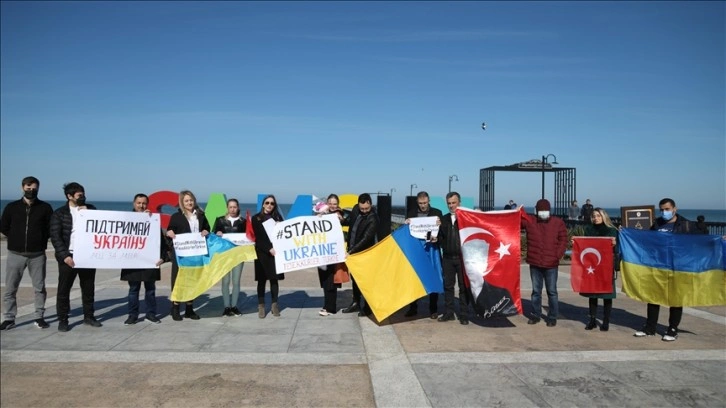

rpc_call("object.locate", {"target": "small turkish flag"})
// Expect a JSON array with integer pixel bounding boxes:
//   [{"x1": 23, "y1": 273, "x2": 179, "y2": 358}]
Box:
[
  {"x1": 571, "y1": 237, "x2": 614, "y2": 293},
  {"x1": 245, "y1": 210, "x2": 256, "y2": 242}
]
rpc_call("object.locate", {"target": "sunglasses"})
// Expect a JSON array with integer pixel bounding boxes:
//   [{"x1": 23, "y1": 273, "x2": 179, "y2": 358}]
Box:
[{"x1": 264, "y1": 201, "x2": 276, "y2": 206}]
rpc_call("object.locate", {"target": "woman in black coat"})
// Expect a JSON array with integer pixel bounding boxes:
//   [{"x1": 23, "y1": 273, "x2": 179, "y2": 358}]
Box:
[
  {"x1": 165, "y1": 190, "x2": 210, "y2": 321},
  {"x1": 316, "y1": 194, "x2": 345, "y2": 316},
  {"x1": 251, "y1": 194, "x2": 284, "y2": 318},
  {"x1": 120, "y1": 194, "x2": 168, "y2": 325}
]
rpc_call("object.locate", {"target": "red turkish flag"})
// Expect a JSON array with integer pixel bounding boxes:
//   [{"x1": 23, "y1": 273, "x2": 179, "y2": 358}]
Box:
[
  {"x1": 571, "y1": 237, "x2": 614, "y2": 293},
  {"x1": 245, "y1": 210, "x2": 256, "y2": 242},
  {"x1": 456, "y1": 208, "x2": 522, "y2": 317}
]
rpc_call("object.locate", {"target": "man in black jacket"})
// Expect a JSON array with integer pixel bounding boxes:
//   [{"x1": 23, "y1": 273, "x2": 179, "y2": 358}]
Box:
[
  {"x1": 50, "y1": 182, "x2": 101, "y2": 332},
  {"x1": 437, "y1": 192, "x2": 472, "y2": 325},
  {"x1": 404, "y1": 191, "x2": 443, "y2": 319},
  {"x1": 634, "y1": 197, "x2": 707, "y2": 342},
  {"x1": 0, "y1": 177, "x2": 54, "y2": 330},
  {"x1": 341, "y1": 193, "x2": 378, "y2": 316}
]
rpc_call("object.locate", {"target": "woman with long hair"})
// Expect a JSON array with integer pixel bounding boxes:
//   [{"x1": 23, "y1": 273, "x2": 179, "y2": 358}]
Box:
[
  {"x1": 578, "y1": 207, "x2": 619, "y2": 331},
  {"x1": 251, "y1": 194, "x2": 285, "y2": 318},
  {"x1": 213, "y1": 198, "x2": 245, "y2": 317},
  {"x1": 165, "y1": 190, "x2": 210, "y2": 321},
  {"x1": 317, "y1": 194, "x2": 345, "y2": 316}
]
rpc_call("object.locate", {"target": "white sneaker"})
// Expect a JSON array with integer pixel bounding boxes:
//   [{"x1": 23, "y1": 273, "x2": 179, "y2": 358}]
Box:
[
  {"x1": 662, "y1": 327, "x2": 678, "y2": 342},
  {"x1": 319, "y1": 309, "x2": 331, "y2": 316},
  {"x1": 634, "y1": 330, "x2": 655, "y2": 337}
]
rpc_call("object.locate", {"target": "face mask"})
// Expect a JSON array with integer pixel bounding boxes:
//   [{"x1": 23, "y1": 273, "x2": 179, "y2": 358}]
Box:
[
  {"x1": 537, "y1": 211, "x2": 550, "y2": 220},
  {"x1": 661, "y1": 210, "x2": 674, "y2": 221},
  {"x1": 24, "y1": 190, "x2": 38, "y2": 200},
  {"x1": 75, "y1": 196, "x2": 86, "y2": 206}
]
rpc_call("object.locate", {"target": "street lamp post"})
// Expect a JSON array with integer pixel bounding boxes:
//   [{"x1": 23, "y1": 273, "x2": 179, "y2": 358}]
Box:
[
  {"x1": 410, "y1": 184, "x2": 417, "y2": 196},
  {"x1": 541, "y1": 154, "x2": 559, "y2": 199},
  {"x1": 448, "y1": 174, "x2": 459, "y2": 193}
]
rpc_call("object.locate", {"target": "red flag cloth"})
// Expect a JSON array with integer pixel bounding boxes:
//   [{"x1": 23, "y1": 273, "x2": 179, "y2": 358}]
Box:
[
  {"x1": 245, "y1": 210, "x2": 256, "y2": 242},
  {"x1": 571, "y1": 237, "x2": 614, "y2": 293},
  {"x1": 456, "y1": 208, "x2": 522, "y2": 317}
]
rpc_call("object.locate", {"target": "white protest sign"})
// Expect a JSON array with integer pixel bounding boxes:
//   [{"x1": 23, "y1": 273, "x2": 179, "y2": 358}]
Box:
[
  {"x1": 409, "y1": 216, "x2": 440, "y2": 240},
  {"x1": 72, "y1": 209, "x2": 161, "y2": 269},
  {"x1": 173, "y1": 233, "x2": 208, "y2": 257},
  {"x1": 221, "y1": 233, "x2": 254, "y2": 246},
  {"x1": 262, "y1": 218, "x2": 276, "y2": 241},
  {"x1": 272, "y1": 214, "x2": 346, "y2": 273}
]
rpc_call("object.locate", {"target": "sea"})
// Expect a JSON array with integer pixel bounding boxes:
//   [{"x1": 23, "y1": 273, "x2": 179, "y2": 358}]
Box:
[{"x1": 1, "y1": 200, "x2": 724, "y2": 223}]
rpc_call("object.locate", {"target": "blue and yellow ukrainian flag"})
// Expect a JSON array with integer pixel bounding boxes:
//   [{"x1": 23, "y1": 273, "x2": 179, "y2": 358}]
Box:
[
  {"x1": 346, "y1": 225, "x2": 443, "y2": 321},
  {"x1": 171, "y1": 234, "x2": 257, "y2": 302},
  {"x1": 620, "y1": 228, "x2": 725, "y2": 307}
]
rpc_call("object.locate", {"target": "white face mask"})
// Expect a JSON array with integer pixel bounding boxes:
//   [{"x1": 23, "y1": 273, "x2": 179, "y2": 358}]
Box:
[{"x1": 537, "y1": 211, "x2": 550, "y2": 220}]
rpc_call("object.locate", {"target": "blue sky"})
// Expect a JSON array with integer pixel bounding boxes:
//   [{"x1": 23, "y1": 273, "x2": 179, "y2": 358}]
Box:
[{"x1": 1, "y1": 1, "x2": 724, "y2": 210}]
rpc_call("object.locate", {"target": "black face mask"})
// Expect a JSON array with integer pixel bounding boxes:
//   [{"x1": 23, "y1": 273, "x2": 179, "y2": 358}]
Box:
[
  {"x1": 24, "y1": 190, "x2": 38, "y2": 200},
  {"x1": 75, "y1": 196, "x2": 86, "y2": 206}
]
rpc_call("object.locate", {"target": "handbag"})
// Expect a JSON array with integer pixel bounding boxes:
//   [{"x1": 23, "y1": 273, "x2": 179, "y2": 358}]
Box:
[{"x1": 333, "y1": 263, "x2": 350, "y2": 284}]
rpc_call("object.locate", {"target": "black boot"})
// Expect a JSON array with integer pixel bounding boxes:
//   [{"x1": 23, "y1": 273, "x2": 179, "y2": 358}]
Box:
[
  {"x1": 601, "y1": 300, "x2": 612, "y2": 331},
  {"x1": 585, "y1": 316, "x2": 597, "y2": 330},
  {"x1": 342, "y1": 302, "x2": 360, "y2": 313},
  {"x1": 171, "y1": 303, "x2": 182, "y2": 321},
  {"x1": 184, "y1": 303, "x2": 200, "y2": 320}
]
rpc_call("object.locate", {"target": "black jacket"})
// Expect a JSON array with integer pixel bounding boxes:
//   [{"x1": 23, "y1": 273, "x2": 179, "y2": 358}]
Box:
[
  {"x1": 346, "y1": 208, "x2": 379, "y2": 254},
  {"x1": 1, "y1": 198, "x2": 54, "y2": 253},
  {"x1": 251, "y1": 212, "x2": 285, "y2": 281},
  {"x1": 50, "y1": 203, "x2": 98, "y2": 262},
  {"x1": 213, "y1": 215, "x2": 246, "y2": 234},
  {"x1": 650, "y1": 215, "x2": 705, "y2": 235},
  {"x1": 167, "y1": 210, "x2": 211, "y2": 235},
  {"x1": 438, "y1": 212, "x2": 461, "y2": 259}
]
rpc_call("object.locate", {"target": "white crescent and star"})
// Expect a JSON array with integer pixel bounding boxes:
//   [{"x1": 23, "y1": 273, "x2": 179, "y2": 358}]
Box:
[
  {"x1": 460, "y1": 227, "x2": 512, "y2": 260},
  {"x1": 579, "y1": 247, "x2": 602, "y2": 275}
]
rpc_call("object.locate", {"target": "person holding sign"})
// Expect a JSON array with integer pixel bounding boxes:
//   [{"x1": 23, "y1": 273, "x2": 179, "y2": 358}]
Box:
[
  {"x1": 251, "y1": 194, "x2": 285, "y2": 318},
  {"x1": 404, "y1": 191, "x2": 443, "y2": 319},
  {"x1": 576, "y1": 208, "x2": 619, "y2": 332},
  {"x1": 317, "y1": 194, "x2": 346, "y2": 316},
  {"x1": 120, "y1": 194, "x2": 169, "y2": 325},
  {"x1": 213, "y1": 198, "x2": 246, "y2": 317},
  {"x1": 49, "y1": 182, "x2": 101, "y2": 332},
  {"x1": 166, "y1": 190, "x2": 210, "y2": 321}
]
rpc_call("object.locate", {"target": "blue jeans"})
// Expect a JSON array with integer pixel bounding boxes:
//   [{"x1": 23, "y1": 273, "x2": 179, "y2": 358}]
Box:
[
  {"x1": 128, "y1": 281, "x2": 157, "y2": 318},
  {"x1": 221, "y1": 263, "x2": 243, "y2": 308},
  {"x1": 529, "y1": 266, "x2": 559, "y2": 320}
]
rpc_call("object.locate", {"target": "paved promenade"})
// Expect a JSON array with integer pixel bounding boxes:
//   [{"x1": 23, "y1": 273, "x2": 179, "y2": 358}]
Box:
[{"x1": 1, "y1": 241, "x2": 725, "y2": 408}]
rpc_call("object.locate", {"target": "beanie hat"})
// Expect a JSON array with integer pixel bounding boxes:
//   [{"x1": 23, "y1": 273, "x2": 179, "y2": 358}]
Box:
[{"x1": 535, "y1": 199, "x2": 551, "y2": 212}]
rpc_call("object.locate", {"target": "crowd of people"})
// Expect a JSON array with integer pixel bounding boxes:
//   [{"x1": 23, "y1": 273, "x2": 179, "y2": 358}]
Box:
[{"x1": 0, "y1": 177, "x2": 714, "y2": 343}]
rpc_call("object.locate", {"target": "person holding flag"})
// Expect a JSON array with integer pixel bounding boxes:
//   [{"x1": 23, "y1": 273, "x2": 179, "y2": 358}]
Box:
[
  {"x1": 166, "y1": 190, "x2": 210, "y2": 321},
  {"x1": 576, "y1": 208, "x2": 619, "y2": 331},
  {"x1": 213, "y1": 198, "x2": 246, "y2": 317},
  {"x1": 634, "y1": 198, "x2": 707, "y2": 341}
]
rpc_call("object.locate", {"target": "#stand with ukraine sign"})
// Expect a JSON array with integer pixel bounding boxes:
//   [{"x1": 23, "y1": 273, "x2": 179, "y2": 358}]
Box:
[{"x1": 270, "y1": 214, "x2": 347, "y2": 274}]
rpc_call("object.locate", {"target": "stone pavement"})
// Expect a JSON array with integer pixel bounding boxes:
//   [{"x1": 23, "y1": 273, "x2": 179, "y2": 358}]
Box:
[{"x1": 1, "y1": 242, "x2": 725, "y2": 408}]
